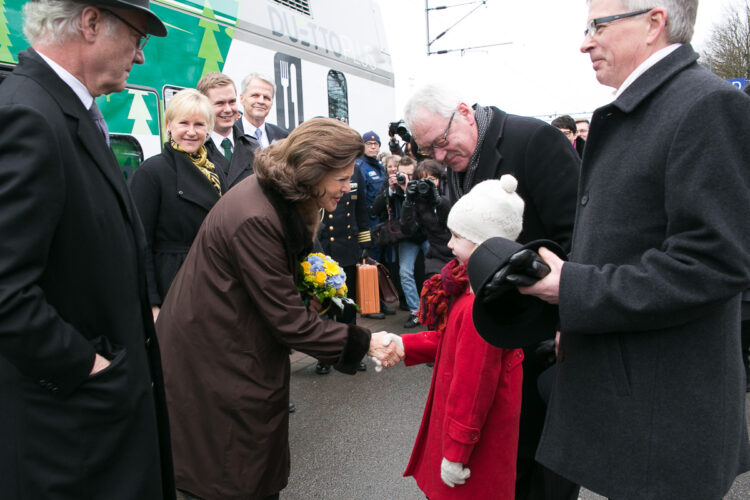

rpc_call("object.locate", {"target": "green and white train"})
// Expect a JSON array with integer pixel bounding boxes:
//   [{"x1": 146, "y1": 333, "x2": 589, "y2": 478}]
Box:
[{"x1": 0, "y1": 0, "x2": 396, "y2": 178}]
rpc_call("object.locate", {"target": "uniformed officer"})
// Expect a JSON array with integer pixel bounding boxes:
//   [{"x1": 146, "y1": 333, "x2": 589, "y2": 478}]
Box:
[{"x1": 316, "y1": 165, "x2": 372, "y2": 374}]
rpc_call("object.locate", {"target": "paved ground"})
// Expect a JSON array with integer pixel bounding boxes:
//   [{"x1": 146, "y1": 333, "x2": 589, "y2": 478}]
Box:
[{"x1": 283, "y1": 309, "x2": 750, "y2": 499}]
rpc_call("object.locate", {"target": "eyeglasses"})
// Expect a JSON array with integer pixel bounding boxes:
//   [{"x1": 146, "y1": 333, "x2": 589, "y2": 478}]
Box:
[
  {"x1": 101, "y1": 8, "x2": 150, "y2": 50},
  {"x1": 418, "y1": 111, "x2": 455, "y2": 156},
  {"x1": 584, "y1": 8, "x2": 652, "y2": 38}
]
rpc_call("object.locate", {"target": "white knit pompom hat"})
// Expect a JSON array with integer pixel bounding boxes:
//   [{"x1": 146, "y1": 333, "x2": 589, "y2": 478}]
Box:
[{"x1": 447, "y1": 175, "x2": 524, "y2": 245}]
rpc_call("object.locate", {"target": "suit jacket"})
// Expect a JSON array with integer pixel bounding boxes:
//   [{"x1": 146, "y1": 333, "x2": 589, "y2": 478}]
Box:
[
  {"x1": 129, "y1": 142, "x2": 226, "y2": 305},
  {"x1": 262, "y1": 120, "x2": 290, "y2": 144},
  {"x1": 0, "y1": 49, "x2": 174, "y2": 499},
  {"x1": 205, "y1": 120, "x2": 260, "y2": 190},
  {"x1": 538, "y1": 44, "x2": 750, "y2": 499}
]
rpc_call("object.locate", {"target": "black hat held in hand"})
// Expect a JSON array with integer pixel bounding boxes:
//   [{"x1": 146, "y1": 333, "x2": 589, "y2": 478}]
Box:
[{"x1": 467, "y1": 238, "x2": 567, "y2": 349}]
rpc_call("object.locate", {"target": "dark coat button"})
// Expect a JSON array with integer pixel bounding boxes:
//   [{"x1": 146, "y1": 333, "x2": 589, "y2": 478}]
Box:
[{"x1": 580, "y1": 194, "x2": 589, "y2": 206}]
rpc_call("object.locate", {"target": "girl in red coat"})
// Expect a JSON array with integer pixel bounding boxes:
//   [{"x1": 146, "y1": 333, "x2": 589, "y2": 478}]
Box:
[{"x1": 385, "y1": 175, "x2": 525, "y2": 499}]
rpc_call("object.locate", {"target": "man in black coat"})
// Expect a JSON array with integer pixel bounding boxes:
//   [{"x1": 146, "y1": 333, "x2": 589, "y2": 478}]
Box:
[
  {"x1": 198, "y1": 72, "x2": 259, "y2": 190},
  {"x1": 0, "y1": 1, "x2": 174, "y2": 499},
  {"x1": 521, "y1": 1, "x2": 750, "y2": 498},
  {"x1": 404, "y1": 84, "x2": 580, "y2": 500}
]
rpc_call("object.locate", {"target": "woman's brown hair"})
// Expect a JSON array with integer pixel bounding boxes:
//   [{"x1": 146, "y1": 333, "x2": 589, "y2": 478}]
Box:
[{"x1": 254, "y1": 118, "x2": 364, "y2": 202}]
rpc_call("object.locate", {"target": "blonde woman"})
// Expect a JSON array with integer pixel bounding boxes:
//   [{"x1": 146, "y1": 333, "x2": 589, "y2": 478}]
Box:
[{"x1": 129, "y1": 89, "x2": 225, "y2": 320}]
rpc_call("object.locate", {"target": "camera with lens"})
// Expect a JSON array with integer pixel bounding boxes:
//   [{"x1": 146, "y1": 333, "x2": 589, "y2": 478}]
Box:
[
  {"x1": 388, "y1": 119, "x2": 413, "y2": 155},
  {"x1": 396, "y1": 173, "x2": 407, "y2": 184},
  {"x1": 416, "y1": 178, "x2": 436, "y2": 198}
]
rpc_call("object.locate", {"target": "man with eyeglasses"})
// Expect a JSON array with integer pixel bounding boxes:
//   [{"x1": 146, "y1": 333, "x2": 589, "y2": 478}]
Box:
[
  {"x1": 0, "y1": 1, "x2": 175, "y2": 499},
  {"x1": 403, "y1": 84, "x2": 580, "y2": 499},
  {"x1": 517, "y1": 1, "x2": 750, "y2": 498}
]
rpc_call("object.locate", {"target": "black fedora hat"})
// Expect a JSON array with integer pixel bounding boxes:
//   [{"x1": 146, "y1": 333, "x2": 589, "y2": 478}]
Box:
[
  {"x1": 467, "y1": 238, "x2": 567, "y2": 349},
  {"x1": 82, "y1": 0, "x2": 167, "y2": 37}
]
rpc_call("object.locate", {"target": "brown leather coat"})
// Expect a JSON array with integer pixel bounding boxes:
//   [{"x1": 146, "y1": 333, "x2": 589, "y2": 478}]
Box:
[{"x1": 156, "y1": 176, "x2": 370, "y2": 499}]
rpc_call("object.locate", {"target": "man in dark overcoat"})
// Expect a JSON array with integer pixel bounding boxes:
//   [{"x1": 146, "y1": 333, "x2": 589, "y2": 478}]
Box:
[
  {"x1": 521, "y1": 1, "x2": 750, "y2": 498},
  {"x1": 404, "y1": 84, "x2": 580, "y2": 499},
  {"x1": 0, "y1": 1, "x2": 174, "y2": 498}
]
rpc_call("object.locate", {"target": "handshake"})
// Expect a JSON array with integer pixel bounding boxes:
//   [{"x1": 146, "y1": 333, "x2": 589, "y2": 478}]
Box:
[{"x1": 367, "y1": 332, "x2": 405, "y2": 371}]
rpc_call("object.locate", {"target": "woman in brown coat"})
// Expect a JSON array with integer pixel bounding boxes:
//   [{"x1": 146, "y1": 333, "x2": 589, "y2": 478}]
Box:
[{"x1": 156, "y1": 118, "x2": 399, "y2": 500}]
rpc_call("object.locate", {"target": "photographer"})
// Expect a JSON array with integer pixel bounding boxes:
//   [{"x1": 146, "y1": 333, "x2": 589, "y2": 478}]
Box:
[
  {"x1": 401, "y1": 159, "x2": 452, "y2": 281},
  {"x1": 372, "y1": 157, "x2": 427, "y2": 328}
]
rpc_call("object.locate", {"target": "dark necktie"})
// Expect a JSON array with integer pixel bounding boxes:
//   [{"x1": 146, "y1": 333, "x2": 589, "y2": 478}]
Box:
[
  {"x1": 88, "y1": 101, "x2": 109, "y2": 146},
  {"x1": 254, "y1": 127, "x2": 263, "y2": 149},
  {"x1": 221, "y1": 137, "x2": 233, "y2": 162}
]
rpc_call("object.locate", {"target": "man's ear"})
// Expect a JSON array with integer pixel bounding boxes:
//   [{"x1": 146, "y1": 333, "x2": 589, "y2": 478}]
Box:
[
  {"x1": 457, "y1": 102, "x2": 475, "y2": 126},
  {"x1": 80, "y1": 6, "x2": 105, "y2": 43},
  {"x1": 646, "y1": 7, "x2": 668, "y2": 45}
]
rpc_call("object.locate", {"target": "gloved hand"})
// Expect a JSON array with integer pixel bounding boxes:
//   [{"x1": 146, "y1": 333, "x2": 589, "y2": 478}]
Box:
[
  {"x1": 361, "y1": 246, "x2": 370, "y2": 260},
  {"x1": 427, "y1": 179, "x2": 441, "y2": 206},
  {"x1": 405, "y1": 180, "x2": 418, "y2": 203},
  {"x1": 371, "y1": 333, "x2": 405, "y2": 372},
  {"x1": 482, "y1": 249, "x2": 550, "y2": 304},
  {"x1": 440, "y1": 458, "x2": 470, "y2": 487}
]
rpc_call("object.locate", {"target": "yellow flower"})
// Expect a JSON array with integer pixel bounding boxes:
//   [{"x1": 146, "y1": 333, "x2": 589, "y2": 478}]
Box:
[
  {"x1": 301, "y1": 261, "x2": 311, "y2": 274},
  {"x1": 315, "y1": 271, "x2": 327, "y2": 286},
  {"x1": 323, "y1": 260, "x2": 340, "y2": 276}
]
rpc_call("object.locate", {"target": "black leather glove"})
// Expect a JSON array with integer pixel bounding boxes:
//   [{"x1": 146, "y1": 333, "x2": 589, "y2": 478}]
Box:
[
  {"x1": 482, "y1": 249, "x2": 550, "y2": 304},
  {"x1": 405, "y1": 180, "x2": 418, "y2": 203},
  {"x1": 427, "y1": 179, "x2": 441, "y2": 206}
]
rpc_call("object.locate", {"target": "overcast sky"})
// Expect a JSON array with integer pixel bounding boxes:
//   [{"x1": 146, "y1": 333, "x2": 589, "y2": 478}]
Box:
[{"x1": 375, "y1": 0, "x2": 742, "y2": 121}]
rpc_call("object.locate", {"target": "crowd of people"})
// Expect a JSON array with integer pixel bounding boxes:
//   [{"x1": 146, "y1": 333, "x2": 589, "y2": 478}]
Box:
[{"x1": 1, "y1": 1, "x2": 750, "y2": 500}]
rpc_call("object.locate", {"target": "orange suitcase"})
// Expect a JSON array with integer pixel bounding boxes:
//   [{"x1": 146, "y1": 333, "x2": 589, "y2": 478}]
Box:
[{"x1": 356, "y1": 261, "x2": 380, "y2": 315}]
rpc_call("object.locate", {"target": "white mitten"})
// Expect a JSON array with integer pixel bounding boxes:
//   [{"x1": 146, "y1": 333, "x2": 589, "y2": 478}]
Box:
[
  {"x1": 372, "y1": 333, "x2": 404, "y2": 372},
  {"x1": 440, "y1": 457, "x2": 470, "y2": 487}
]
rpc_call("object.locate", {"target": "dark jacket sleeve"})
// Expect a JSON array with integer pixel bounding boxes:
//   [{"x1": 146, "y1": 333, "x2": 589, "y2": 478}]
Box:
[
  {"x1": 400, "y1": 197, "x2": 419, "y2": 236},
  {"x1": 352, "y1": 166, "x2": 372, "y2": 248},
  {"x1": 371, "y1": 182, "x2": 390, "y2": 219},
  {"x1": 129, "y1": 157, "x2": 164, "y2": 305}
]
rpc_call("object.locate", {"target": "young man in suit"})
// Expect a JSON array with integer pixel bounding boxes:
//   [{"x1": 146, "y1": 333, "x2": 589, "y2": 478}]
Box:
[
  {"x1": 197, "y1": 72, "x2": 260, "y2": 190},
  {"x1": 0, "y1": 1, "x2": 174, "y2": 499},
  {"x1": 521, "y1": 0, "x2": 750, "y2": 497},
  {"x1": 404, "y1": 83, "x2": 581, "y2": 500}
]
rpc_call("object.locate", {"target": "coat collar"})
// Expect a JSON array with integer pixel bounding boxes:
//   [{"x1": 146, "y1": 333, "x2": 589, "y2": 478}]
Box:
[
  {"x1": 477, "y1": 106, "x2": 507, "y2": 182},
  {"x1": 14, "y1": 49, "x2": 137, "y2": 227},
  {"x1": 610, "y1": 44, "x2": 699, "y2": 114},
  {"x1": 164, "y1": 142, "x2": 223, "y2": 211},
  {"x1": 259, "y1": 182, "x2": 313, "y2": 277}
]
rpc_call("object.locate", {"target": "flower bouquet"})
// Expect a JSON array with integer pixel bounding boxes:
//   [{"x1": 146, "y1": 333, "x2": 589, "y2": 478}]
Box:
[{"x1": 297, "y1": 253, "x2": 357, "y2": 315}]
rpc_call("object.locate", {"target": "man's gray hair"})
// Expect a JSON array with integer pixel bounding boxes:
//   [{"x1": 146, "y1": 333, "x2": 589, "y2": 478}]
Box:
[
  {"x1": 23, "y1": 0, "x2": 117, "y2": 45},
  {"x1": 403, "y1": 84, "x2": 461, "y2": 132},
  {"x1": 241, "y1": 73, "x2": 275, "y2": 99},
  {"x1": 602, "y1": 0, "x2": 697, "y2": 43}
]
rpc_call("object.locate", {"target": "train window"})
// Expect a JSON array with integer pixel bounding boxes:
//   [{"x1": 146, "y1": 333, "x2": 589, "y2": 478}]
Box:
[
  {"x1": 327, "y1": 70, "x2": 348, "y2": 123},
  {"x1": 162, "y1": 85, "x2": 186, "y2": 109},
  {"x1": 96, "y1": 85, "x2": 162, "y2": 165},
  {"x1": 111, "y1": 134, "x2": 144, "y2": 182}
]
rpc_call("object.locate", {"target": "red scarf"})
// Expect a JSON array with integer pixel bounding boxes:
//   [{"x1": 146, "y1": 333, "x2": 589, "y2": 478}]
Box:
[{"x1": 418, "y1": 258, "x2": 469, "y2": 334}]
